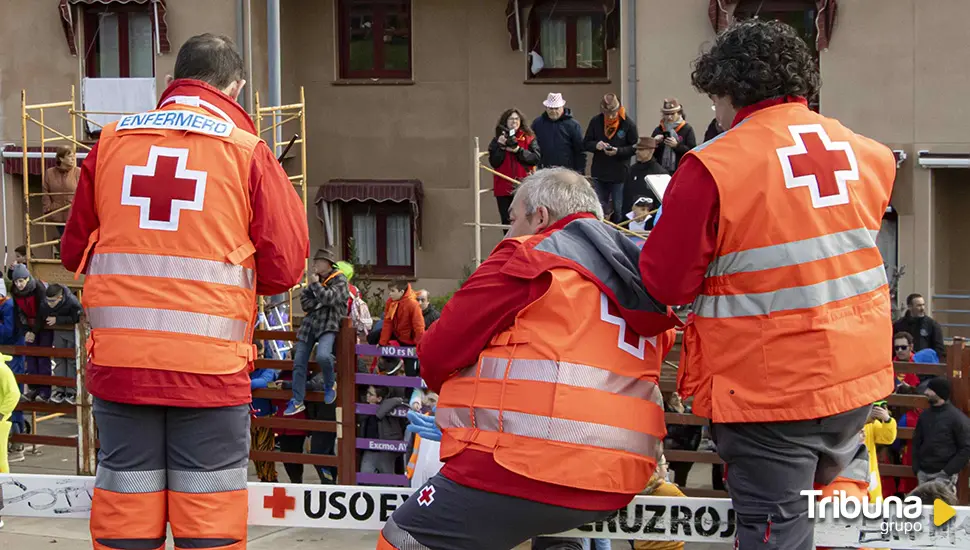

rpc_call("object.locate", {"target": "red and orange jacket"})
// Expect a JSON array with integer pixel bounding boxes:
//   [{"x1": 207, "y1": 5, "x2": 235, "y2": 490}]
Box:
[
  {"x1": 420, "y1": 213, "x2": 678, "y2": 510},
  {"x1": 379, "y1": 285, "x2": 425, "y2": 346},
  {"x1": 61, "y1": 79, "x2": 308, "y2": 408}
]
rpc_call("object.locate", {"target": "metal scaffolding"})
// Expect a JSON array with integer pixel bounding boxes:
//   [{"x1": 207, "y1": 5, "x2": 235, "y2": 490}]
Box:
[
  {"x1": 252, "y1": 88, "x2": 309, "y2": 341},
  {"x1": 464, "y1": 137, "x2": 647, "y2": 267},
  {"x1": 18, "y1": 86, "x2": 93, "y2": 287}
]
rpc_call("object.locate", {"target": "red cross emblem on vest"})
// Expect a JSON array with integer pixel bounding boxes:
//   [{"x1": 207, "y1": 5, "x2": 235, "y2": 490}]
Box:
[
  {"x1": 776, "y1": 124, "x2": 859, "y2": 209},
  {"x1": 121, "y1": 145, "x2": 208, "y2": 231}
]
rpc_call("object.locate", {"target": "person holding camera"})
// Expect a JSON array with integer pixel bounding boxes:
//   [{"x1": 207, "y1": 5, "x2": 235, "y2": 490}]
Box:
[
  {"x1": 584, "y1": 93, "x2": 639, "y2": 223},
  {"x1": 651, "y1": 98, "x2": 696, "y2": 173},
  {"x1": 488, "y1": 108, "x2": 541, "y2": 227}
]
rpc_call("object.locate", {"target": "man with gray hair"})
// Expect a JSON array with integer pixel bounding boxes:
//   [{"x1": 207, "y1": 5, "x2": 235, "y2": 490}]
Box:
[{"x1": 378, "y1": 167, "x2": 680, "y2": 550}]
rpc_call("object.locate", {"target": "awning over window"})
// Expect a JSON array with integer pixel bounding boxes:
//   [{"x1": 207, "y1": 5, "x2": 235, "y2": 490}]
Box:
[
  {"x1": 314, "y1": 180, "x2": 424, "y2": 246},
  {"x1": 506, "y1": 0, "x2": 620, "y2": 52},
  {"x1": 918, "y1": 151, "x2": 970, "y2": 169},
  {"x1": 60, "y1": 0, "x2": 170, "y2": 56},
  {"x1": 709, "y1": 0, "x2": 838, "y2": 51},
  {"x1": 1, "y1": 146, "x2": 89, "y2": 176}
]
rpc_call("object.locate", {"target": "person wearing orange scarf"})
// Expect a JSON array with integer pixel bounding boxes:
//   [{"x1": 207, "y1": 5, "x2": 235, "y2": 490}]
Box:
[
  {"x1": 584, "y1": 93, "x2": 639, "y2": 223},
  {"x1": 379, "y1": 280, "x2": 426, "y2": 376},
  {"x1": 650, "y1": 98, "x2": 697, "y2": 172}
]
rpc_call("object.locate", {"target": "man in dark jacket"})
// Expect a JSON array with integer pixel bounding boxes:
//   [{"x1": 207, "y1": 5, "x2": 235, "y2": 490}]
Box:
[
  {"x1": 531, "y1": 93, "x2": 586, "y2": 173},
  {"x1": 416, "y1": 289, "x2": 440, "y2": 329},
  {"x1": 912, "y1": 378, "x2": 970, "y2": 490},
  {"x1": 893, "y1": 293, "x2": 946, "y2": 358},
  {"x1": 584, "y1": 93, "x2": 639, "y2": 223},
  {"x1": 40, "y1": 284, "x2": 82, "y2": 404},
  {"x1": 622, "y1": 137, "x2": 669, "y2": 218},
  {"x1": 288, "y1": 248, "x2": 350, "y2": 414}
]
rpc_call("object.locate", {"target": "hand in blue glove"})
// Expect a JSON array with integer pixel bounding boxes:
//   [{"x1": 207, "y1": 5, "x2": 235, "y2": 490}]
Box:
[{"x1": 405, "y1": 409, "x2": 442, "y2": 442}]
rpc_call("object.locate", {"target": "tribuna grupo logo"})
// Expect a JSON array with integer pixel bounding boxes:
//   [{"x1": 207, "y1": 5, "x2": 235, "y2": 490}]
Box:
[{"x1": 801, "y1": 489, "x2": 954, "y2": 535}]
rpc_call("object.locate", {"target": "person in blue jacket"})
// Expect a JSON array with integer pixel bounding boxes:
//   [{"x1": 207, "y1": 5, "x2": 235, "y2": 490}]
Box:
[
  {"x1": 0, "y1": 284, "x2": 25, "y2": 463},
  {"x1": 250, "y1": 345, "x2": 279, "y2": 482}
]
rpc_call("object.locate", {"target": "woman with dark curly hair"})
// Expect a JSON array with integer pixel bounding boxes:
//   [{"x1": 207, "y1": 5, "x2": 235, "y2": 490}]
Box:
[
  {"x1": 488, "y1": 108, "x2": 540, "y2": 226},
  {"x1": 640, "y1": 19, "x2": 898, "y2": 550}
]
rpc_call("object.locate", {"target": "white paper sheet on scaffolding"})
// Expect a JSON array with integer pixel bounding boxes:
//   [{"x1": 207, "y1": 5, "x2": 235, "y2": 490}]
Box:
[{"x1": 81, "y1": 78, "x2": 157, "y2": 133}]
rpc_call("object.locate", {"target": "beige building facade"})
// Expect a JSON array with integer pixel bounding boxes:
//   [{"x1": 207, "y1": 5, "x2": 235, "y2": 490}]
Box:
[{"x1": 1, "y1": 0, "x2": 967, "y2": 336}]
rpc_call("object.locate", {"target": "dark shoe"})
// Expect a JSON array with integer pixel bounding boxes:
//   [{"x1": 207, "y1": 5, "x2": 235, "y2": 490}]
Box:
[
  {"x1": 33, "y1": 394, "x2": 49, "y2": 403},
  {"x1": 49, "y1": 391, "x2": 65, "y2": 404},
  {"x1": 65, "y1": 393, "x2": 77, "y2": 406}
]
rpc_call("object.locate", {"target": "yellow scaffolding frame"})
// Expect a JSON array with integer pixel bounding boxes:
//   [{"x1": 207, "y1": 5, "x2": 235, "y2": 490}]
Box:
[
  {"x1": 20, "y1": 86, "x2": 94, "y2": 287},
  {"x1": 464, "y1": 137, "x2": 647, "y2": 266},
  {"x1": 252, "y1": 88, "x2": 309, "y2": 329}
]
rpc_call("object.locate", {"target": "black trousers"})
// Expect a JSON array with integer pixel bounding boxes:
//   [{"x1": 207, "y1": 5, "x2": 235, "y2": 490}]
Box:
[
  {"x1": 496, "y1": 195, "x2": 514, "y2": 228},
  {"x1": 278, "y1": 433, "x2": 307, "y2": 483}
]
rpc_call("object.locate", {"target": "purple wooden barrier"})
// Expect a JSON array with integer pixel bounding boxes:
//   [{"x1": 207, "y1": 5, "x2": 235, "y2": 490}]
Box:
[
  {"x1": 357, "y1": 472, "x2": 411, "y2": 487},
  {"x1": 356, "y1": 403, "x2": 409, "y2": 418},
  {"x1": 357, "y1": 438, "x2": 408, "y2": 453},
  {"x1": 356, "y1": 344, "x2": 417, "y2": 359},
  {"x1": 354, "y1": 373, "x2": 425, "y2": 389}
]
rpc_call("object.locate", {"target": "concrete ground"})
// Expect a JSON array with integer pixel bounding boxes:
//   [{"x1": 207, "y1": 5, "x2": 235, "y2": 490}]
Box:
[{"x1": 1, "y1": 417, "x2": 725, "y2": 549}]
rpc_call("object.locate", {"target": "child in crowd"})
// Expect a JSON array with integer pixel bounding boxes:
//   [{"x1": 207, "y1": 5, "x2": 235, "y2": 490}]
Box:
[
  {"x1": 4, "y1": 245, "x2": 26, "y2": 282},
  {"x1": 378, "y1": 280, "x2": 425, "y2": 377},
  {"x1": 359, "y1": 385, "x2": 407, "y2": 477},
  {"x1": 0, "y1": 284, "x2": 25, "y2": 465},
  {"x1": 625, "y1": 196, "x2": 656, "y2": 233},
  {"x1": 0, "y1": 340, "x2": 22, "y2": 529},
  {"x1": 336, "y1": 261, "x2": 373, "y2": 343},
  {"x1": 629, "y1": 454, "x2": 687, "y2": 550},
  {"x1": 250, "y1": 342, "x2": 279, "y2": 483},
  {"x1": 10, "y1": 264, "x2": 51, "y2": 402},
  {"x1": 40, "y1": 284, "x2": 82, "y2": 404},
  {"x1": 862, "y1": 400, "x2": 897, "y2": 501},
  {"x1": 287, "y1": 248, "x2": 350, "y2": 415}
]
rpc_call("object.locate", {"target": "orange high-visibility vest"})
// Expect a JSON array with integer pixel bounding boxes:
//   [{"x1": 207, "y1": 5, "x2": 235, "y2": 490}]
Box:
[
  {"x1": 677, "y1": 102, "x2": 896, "y2": 423},
  {"x1": 78, "y1": 103, "x2": 262, "y2": 376},
  {"x1": 438, "y1": 236, "x2": 674, "y2": 494}
]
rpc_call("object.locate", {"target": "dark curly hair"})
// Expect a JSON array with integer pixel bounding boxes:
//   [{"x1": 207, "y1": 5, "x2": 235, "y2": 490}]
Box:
[
  {"x1": 495, "y1": 108, "x2": 534, "y2": 138},
  {"x1": 690, "y1": 19, "x2": 820, "y2": 108}
]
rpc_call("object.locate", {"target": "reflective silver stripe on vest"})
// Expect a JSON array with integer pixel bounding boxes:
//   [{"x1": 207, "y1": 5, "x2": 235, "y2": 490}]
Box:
[
  {"x1": 87, "y1": 306, "x2": 248, "y2": 342},
  {"x1": 168, "y1": 467, "x2": 248, "y2": 493},
  {"x1": 437, "y1": 406, "x2": 661, "y2": 457},
  {"x1": 706, "y1": 228, "x2": 881, "y2": 277},
  {"x1": 693, "y1": 265, "x2": 888, "y2": 319},
  {"x1": 95, "y1": 466, "x2": 166, "y2": 494},
  {"x1": 88, "y1": 252, "x2": 254, "y2": 289},
  {"x1": 381, "y1": 516, "x2": 432, "y2": 550},
  {"x1": 464, "y1": 356, "x2": 662, "y2": 403}
]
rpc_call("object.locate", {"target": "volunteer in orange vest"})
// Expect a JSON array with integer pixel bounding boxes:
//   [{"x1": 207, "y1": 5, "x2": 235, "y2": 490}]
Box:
[
  {"x1": 61, "y1": 34, "x2": 308, "y2": 550},
  {"x1": 378, "y1": 168, "x2": 679, "y2": 550},
  {"x1": 640, "y1": 20, "x2": 895, "y2": 550}
]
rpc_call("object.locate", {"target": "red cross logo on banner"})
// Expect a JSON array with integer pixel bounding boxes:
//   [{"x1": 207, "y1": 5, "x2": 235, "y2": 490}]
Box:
[
  {"x1": 776, "y1": 124, "x2": 859, "y2": 209},
  {"x1": 417, "y1": 486, "x2": 435, "y2": 507},
  {"x1": 121, "y1": 145, "x2": 207, "y2": 231},
  {"x1": 263, "y1": 487, "x2": 296, "y2": 519},
  {"x1": 600, "y1": 294, "x2": 655, "y2": 360}
]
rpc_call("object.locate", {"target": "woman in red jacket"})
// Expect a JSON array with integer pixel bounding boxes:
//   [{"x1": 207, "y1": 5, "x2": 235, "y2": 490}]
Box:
[{"x1": 488, "y1": 108, "x2": 540, "y2": 228}]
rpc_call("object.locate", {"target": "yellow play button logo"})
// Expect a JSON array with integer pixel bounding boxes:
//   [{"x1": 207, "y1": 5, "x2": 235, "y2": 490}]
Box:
[{"x1": 934, "y1": 499, "x2": 956, "y2": 526}]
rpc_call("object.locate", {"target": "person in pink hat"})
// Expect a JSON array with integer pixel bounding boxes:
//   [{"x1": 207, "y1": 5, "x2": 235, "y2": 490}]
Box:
[{"x1": 531, "y1": 93, "x2": 586, "y2": 173}]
